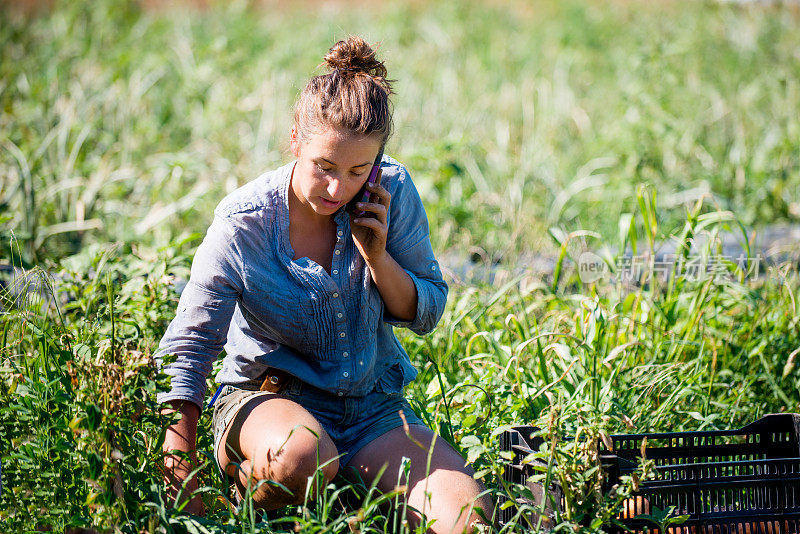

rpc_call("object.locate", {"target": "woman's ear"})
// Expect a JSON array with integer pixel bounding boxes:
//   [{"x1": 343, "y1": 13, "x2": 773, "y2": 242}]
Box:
[{"x1": 290, "y1": 125, "x2": 300, "y2": 157}]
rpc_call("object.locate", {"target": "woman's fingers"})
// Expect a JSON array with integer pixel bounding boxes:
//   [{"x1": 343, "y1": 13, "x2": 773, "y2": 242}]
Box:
[
  {"x1": 360, "y1": 182, "x2": 389, "y2": 220},
  {"x1": 354, "y1": 171, "x2": 391, "y2": 224},
  {"x1": 355, "y1": 200, "x2": 387, "y2": 224},
  {"x1": 352, "y1": 216, "x2": 385, "y2": 233},
  {"x1": 366, "y1": 180, "x2": 391, "y2": 206}
]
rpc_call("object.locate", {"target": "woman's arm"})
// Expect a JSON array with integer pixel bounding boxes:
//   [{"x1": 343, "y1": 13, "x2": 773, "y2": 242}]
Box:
[
  {"x1": 154, "y1": 215, "x2": 244, "y2": 408},
  {"x1": 161, "y1": 400, "x2": 204, "y2": 516},
  {"x1": 365, "y1": 252, "x2": 417, "y2": 322},
  {"x1": 350, "y1": 166, "x2": 447, "y2": 331},
  {"x1": 153, "y1": 213, "x2": 244, "y2": 513},
  {"x1": 350, "y1": 175, "x2": 417, "y2": 322}
]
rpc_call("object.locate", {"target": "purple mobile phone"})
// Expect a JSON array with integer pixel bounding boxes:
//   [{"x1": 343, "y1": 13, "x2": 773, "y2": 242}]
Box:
[{"x1": 347, "y1": 150, "x2": 383, "y2": 217}]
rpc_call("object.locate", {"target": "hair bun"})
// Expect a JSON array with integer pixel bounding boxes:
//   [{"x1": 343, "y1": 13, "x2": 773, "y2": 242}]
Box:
[{"x1": 323, "y1": 36, "x2": 393, "y2": 93}]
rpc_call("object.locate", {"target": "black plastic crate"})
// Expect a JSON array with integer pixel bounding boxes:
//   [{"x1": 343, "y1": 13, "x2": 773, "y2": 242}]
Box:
[
  {"x1": 499, "y1": 414, "x2": 800, "y2": 532},
  {"x1": 498, "y1": 425, "x2": 562, "y2": 528}
]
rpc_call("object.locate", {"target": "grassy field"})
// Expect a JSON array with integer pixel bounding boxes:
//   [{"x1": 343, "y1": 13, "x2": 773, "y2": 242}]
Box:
[{"x1": 1, "y1": 0, "x2": 799, "y2": 532}]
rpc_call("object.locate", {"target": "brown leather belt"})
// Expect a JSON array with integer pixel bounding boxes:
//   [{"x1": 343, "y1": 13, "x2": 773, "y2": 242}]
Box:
[{"x1": 259, "y1": 367, "x2": 291, "y2": 393}]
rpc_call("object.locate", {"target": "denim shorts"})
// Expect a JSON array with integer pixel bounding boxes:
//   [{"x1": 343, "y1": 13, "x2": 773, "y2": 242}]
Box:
[{"x1": 211, "y1": 375, "x2": 427, "y2": 481}]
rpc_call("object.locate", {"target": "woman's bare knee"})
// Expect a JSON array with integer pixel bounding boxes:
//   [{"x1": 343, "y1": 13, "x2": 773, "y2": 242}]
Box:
[
  {"x1": 245, "y1": 423, "x2": 339, "y2": 506},
  {"x1": 217, "y1": 395, "x2": 340, "y2": 509}
]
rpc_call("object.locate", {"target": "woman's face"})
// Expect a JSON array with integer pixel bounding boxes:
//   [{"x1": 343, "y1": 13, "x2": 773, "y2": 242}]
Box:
[{"x1": 290, "y1": 124, "x2": 381, "y2": 219}]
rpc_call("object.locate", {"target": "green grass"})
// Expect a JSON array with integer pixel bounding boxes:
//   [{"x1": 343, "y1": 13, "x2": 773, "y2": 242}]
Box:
[
  {"x1": 2, "y1": 194, "x2": 798, "y2": 531},
  {"x1": 1, "y1": 0, "x2": 799, "y2": 531}
]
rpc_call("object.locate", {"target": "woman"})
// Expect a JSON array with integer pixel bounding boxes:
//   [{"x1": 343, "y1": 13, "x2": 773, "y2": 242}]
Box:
[{"x1": 156, "y1": 36, "x2": 492, "y2": 533}]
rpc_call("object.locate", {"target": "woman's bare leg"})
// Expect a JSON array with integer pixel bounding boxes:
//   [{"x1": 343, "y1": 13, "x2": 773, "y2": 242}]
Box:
[
  {"x1": 217, "y1": 394, "x2": 340, "y2": 510},
  {"x1": 343, "y1": 423, "x2": 493, "y2": 534}
]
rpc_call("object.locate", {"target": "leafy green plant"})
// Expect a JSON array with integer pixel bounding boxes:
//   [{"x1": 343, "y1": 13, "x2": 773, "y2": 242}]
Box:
[{"x1": 2, "y1": 0, "x2": 799, "y2": 531}]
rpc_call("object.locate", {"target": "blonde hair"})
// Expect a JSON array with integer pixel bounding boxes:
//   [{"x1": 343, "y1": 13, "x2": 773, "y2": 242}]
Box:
[{"x1": 293, "y1": 36, "x2": 394, "y2": 148}]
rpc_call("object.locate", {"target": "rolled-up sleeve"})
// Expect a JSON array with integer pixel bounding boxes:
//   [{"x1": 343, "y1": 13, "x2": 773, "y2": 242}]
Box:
[
  {"x1": 383, "y1": 166, "x2": 448, "y2": 335},
  {"x1": 153, "y1": 214, "x2": 244, "y2": 409}
]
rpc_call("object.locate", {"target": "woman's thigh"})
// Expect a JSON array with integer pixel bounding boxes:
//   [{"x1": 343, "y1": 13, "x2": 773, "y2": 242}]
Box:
[
  {"x1": 217, "y1": 392, "x2": 340, "y2": 489},
  {"x1": 343, "y1": 424, "x2": 492, "y2": 534}
]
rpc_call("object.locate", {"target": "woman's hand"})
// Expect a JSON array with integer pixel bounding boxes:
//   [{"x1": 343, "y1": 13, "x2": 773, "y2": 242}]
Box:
[
  {"x1": 163, "y1": 451, "x2": 205, "y2": 516},
  {"x1": 349, "y1": 172, "x2": 418, "y2": 322},
  {"x1": 349, "y1": 170, "x2": 390, "y2": 266},
  {"x1": 161, "y1": 400, "x2": 206, "y2": 517}
]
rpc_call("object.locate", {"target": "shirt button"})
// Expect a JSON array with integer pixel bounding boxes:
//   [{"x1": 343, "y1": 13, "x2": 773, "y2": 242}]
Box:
[
  {"x1": 359, "y1": 360, "x2": 363, "y2": 365},
  {"x1": 431, "y1": 265, "x2": 437, "y2": 271},
  {"x1": 337, "y1": 392, "x2": 343, "y2": 397},
  {"x1": 337, "y1": 313, "x2": 343, "y2": 319},
  {"x1": 343, "y1": 351, "x2": 349, "y2": 357},
  {"x1": 337, "y1": 230, "x2": 343, "y2": 237},
  {"x1": 333, "y1": 292, "x2": 339, "y2": 298},
  {"x1": 340, "y1": 332, "x2": 346, "y2": 338},
  {"x1": 332, "y1": 270, "x2": 338, "y2": 275},
  {"x1": 334, "y1": 250, "x2": 341, "y2": 255},
  {"x1": 343, "y1": 372, "x2": 349, "y2": 377}
]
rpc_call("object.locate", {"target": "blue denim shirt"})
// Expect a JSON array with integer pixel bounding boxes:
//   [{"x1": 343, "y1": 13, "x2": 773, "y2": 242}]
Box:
[{"x1": 154, "y1": 155, "x2": 448, "y2": 409}]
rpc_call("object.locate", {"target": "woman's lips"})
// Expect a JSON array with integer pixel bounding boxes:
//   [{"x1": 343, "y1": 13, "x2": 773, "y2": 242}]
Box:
[{"x1": 319, "y1": 197, "x2": 342, "y2": 209}]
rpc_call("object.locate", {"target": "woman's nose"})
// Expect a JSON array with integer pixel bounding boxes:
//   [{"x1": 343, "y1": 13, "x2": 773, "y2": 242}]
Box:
[{"x1": 326, "y1": 176, "x2": 344, "y2": 198}]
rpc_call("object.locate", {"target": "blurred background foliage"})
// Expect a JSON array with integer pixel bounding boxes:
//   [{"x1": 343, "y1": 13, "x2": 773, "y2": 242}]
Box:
[
  {"x1": 1, "y1": 0, "x2": 799, "y2": 531},
  {"x1": 2, "y1": 0, "x2": 798, "y2": 266}
]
